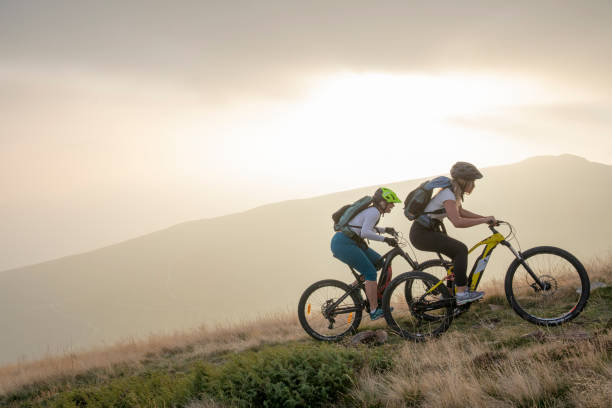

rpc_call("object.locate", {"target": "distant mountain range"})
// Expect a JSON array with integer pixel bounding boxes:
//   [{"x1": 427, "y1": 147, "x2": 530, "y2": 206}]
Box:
[{"x1": 1, "y1": 154, "x2": 610, "y2": 365}]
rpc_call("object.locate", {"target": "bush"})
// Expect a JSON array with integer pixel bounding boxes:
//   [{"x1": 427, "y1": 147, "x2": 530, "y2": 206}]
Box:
[
  {"x1": 30, "y1": 344, "x2": 365, "y2": 408},
  {"x1": 206, "y1": 344, "x2": 364, "y2": 408},
  {"x1": 50, "y1": 370, "x2": 195, "y2": 408}
]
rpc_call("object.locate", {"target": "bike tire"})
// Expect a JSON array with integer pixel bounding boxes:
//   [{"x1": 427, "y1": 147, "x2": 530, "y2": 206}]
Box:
[
  {"x1": 382, "y1": 271, "x2": 454, "y2": 341},
  {"x1": 505, "y1": 246, "x2": 590, "y2": 326},
  {"x1": 401, "y1": 259, "x2": 457, "y2": 321},
  {"x1": 298, "y1": 279, "x2": 363, "y2": 341}
]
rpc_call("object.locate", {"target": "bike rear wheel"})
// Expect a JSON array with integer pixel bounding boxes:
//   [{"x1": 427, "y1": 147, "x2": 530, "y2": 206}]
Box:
[
  {"x1": 403, "y1": 259, "x2": 455, "y2": 321},
  {"x1": 382, "y1": 271, "x2": 454, "y2": 341},
  {"x1": 298, "y1": 279, "x2": 363, "y2": 341},
  {"x1": 505, "y1": 246, "x2": 590, "y2": 326}
]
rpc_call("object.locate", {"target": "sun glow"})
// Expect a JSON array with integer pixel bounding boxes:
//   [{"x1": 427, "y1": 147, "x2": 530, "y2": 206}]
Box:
[
  {"x1": 305, "y1": 72, "x2": 538, "y2": 121},
  {"x1": 176, "y1": 72, "x2": 556, "y2": 199}
]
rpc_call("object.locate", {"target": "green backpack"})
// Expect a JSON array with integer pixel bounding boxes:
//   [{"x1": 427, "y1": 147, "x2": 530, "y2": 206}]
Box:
[{"x1": 332, "y1": 196, "x2": 375, "y2": 243}]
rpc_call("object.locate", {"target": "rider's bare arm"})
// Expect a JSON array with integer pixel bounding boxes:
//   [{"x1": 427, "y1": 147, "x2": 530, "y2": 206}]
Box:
[
  {"x1": 459, "y1": 206, "x2": 484, "y2": 218},
  {"x1": 459, "y1": 206, "x2": 497, "y2": 225},
  {"x1": 444, "y1": 200, "x2": 494, "y2": 228}
]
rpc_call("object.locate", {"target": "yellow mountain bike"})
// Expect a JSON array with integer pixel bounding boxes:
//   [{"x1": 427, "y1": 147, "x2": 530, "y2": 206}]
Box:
[{"x1": 381, "y1": 221, "x2": 590, "y2": 340}]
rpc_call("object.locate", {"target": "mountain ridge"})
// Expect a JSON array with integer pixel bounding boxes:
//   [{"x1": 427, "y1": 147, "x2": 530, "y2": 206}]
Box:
[
  {"x1": 1, "y1": 153, "x2": 600, "y2": 275},
  {"x1": 1, "y1": 154, "x2": 611, "y2": 365}
]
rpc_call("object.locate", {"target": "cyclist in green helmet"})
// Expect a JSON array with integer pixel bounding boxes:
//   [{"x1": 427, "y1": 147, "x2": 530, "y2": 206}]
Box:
[{"x1": 331, "y1": 187, "x2": 401, "y2": 320}]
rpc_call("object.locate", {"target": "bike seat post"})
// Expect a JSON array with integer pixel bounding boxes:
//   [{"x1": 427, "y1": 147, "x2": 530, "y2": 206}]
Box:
[{"x1": 349, "y1": 266, "x2": 362, "y2": 283}]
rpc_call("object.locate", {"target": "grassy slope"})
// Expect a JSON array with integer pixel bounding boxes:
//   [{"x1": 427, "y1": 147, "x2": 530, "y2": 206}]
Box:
[{"x1": 1, "y1": 260, "x2": 611, "y2": 408}]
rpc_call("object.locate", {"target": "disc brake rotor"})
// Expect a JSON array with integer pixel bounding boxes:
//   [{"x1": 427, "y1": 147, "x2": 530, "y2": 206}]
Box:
[
  {"x1": 528, "y1": 274, "x2": 558, "y2": 296},
  {"x1": 321, "y1": 299, "x2": 335, "y2": 317}
]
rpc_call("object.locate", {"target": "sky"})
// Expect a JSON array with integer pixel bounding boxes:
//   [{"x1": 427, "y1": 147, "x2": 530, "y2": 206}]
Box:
[{"x1": 1, "y1": 1, "x2": 612, "y2": 271}]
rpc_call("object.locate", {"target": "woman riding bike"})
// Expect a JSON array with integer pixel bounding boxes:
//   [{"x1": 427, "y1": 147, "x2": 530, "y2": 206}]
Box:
[
  {"x1": 330, "y1": 187, "x2": 401, "y2": 320},
  {"x1": 409, "y1": 162, "x2": 497, "y2": 305}
]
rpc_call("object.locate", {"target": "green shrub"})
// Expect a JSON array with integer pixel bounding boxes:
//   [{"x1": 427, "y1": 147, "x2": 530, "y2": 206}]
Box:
[
  {"x1": 206, "y1": 344, "x2": 364, "y2": 408},
  {"x1": 49, "y1": 369, "x2": 195, "y2": 408},
  {"x1": 25, "y1": 345, "x2": 364, "y2": 408}
]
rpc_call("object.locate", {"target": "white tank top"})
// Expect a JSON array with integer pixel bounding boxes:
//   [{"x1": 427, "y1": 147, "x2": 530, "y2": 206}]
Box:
[{"x1": 423, "y1": 188, "x2": 456, "y2": 220}]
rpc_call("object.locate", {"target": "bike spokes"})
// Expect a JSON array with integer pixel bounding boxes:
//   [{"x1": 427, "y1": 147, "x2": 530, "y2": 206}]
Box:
[
  {"x1": 383, "y1": 271, "x2": 453, "y2": 340},
  {"x1": 298, "y1": 280, "x2": 363, "y2": 341},
  {"x1": 508, "y1": 249, "x2": 588, "y2": 323}
]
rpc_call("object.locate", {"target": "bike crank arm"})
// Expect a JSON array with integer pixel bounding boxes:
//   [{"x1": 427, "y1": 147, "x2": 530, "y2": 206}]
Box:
[{"x1": 412, "y1": 299, "x2": 454, "y2": 312}]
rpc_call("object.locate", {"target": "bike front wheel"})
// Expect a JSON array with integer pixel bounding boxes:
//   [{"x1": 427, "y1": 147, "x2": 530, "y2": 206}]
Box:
[
  {"x1": 382, "y1": 271, "x2": 454, "y2": 341},
  {"x1": 298, "y1": 279, "x2": 363, "y2": 341},
  {"x1": 505, "y1": 246, "x2": 590, "y2": 326}
]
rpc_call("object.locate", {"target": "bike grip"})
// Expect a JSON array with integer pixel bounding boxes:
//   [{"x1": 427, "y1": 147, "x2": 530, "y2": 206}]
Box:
[{"x1": 384, "y1": 237, "x2": 398, "y2": 247}]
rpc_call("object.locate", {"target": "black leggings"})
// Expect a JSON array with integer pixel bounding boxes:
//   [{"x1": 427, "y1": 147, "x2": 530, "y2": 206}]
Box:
[{"x1": 409, "y1": 221, "x2": 469, "y2": 287}]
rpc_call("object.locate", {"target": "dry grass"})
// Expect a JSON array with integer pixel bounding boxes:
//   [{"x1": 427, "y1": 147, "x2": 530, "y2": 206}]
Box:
[
  {"x1": 0, "y1": 312, "x2": 306, "y2": 395},
  {"x1": 584, "y1": 256, "x2": 612, "y2": 284},
  {"x1": 1, "y1": 254, "x2": 609, "y2": 404},
  {"x1": 349, "y1": 255, "x2": 612, "y2": 407},
  {"x1": 478, "y1": 276, "x2": 506, "y2": 299},
  {"x1": 351, "y1": 329, "x2": 612, "y2": 407}
]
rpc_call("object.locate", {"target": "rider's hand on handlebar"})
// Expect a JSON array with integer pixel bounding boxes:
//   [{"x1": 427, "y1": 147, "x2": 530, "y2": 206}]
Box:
[
  {"x1": 383, "y1": 237, "x2": 398, "y2": 247},
  {"x1": 485, "y1": 216, "x2": 498, "y2": 226},
  {"x1": 384, "y1": 227, "x2": 397, "y2": 236}
]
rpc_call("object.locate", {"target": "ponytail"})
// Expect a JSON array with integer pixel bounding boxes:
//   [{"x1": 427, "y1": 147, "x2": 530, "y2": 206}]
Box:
[{"x1": 451, "y1": 179, "x2": 468, "y2": 202}]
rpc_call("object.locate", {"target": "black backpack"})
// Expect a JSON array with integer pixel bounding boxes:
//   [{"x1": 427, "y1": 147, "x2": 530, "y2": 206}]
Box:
[{"x1": 403, "y1": 176, "x2": 452, "y2": 221}]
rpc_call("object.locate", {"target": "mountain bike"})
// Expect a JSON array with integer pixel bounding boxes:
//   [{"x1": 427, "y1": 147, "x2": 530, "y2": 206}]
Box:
[
  {"x1": 298, "y1": 230, "x2": 455, "y2": 341},
  {"x1": 298, "y1": 234, "x2": 412, "y2": 341},
  {"x1": 381, "y1": 221, "x2": 591, "y2": 340}
]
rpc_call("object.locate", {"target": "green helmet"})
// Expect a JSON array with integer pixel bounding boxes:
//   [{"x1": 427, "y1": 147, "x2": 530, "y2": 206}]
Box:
[{"x1": 374, "y1": 187, "x2": 402, "y2": 204}]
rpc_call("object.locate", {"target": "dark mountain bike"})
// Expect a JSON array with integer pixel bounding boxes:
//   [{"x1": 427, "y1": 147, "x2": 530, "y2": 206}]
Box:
[
  {"x1": 298, "y1": 232, "x2": 444, "y2": 341},
  {"x1": 381, "y1": 221, "x2": 591, "y2": 341}
]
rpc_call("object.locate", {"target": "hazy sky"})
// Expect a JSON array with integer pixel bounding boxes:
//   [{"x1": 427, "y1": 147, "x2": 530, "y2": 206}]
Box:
[{"x1": 2, "y1": 1, "x2": 612, "y2": 271}]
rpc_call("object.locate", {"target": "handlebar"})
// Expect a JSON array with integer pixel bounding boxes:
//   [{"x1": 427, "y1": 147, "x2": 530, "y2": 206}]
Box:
[
  {"x1": 488, "y1": 220, "x2": 506, "y2": 234},
  {"x1": 389, "y1": 230, "x2": 409, "y2": 248},
  {"x1": 388, "y1": 221, "x2": 507, "y2": 242}
]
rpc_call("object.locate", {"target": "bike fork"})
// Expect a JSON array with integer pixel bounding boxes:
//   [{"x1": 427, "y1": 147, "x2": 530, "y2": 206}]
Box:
[{"x1": 504, "y1": 242, "x2": 549, "y2": 290}]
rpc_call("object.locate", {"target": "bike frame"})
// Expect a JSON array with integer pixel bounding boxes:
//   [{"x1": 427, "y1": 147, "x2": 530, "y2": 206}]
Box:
[
  {"x1": 465, "y1": 229, "x2": 506, "y2": 291},
  {"x1": 424, "y1": 224, "x2": 548, "y2": 296},
  {"x1": 325, "y1": 246, "x2": 421, "y2": 319}
]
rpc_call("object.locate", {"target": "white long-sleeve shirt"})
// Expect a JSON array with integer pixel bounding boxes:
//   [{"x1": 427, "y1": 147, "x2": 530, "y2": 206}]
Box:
[{"x1": 348, "y1": 206, "x2": 386, "y2": 242}]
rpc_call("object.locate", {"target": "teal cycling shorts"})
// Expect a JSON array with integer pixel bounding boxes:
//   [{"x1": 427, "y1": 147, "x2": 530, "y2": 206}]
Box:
[{"x1": 330, "y1": 231, "x2": 381, "y2": 281}]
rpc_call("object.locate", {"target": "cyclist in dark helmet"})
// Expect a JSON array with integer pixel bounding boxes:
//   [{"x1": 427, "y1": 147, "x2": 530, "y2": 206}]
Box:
[
  {"x1": 331, "y1": 187, "x2": 401, "y2": 320},
  {"x1": 409, "y1": 162, "x2": 497, "y2": 305}
]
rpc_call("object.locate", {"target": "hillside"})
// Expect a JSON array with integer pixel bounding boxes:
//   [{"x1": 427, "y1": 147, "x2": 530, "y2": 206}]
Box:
[
  {"x1": 0, "y1": 257, "x2": 610, "y2": 407},
  {"x1": 1, "y1": 154, "x2": 612, "y2": 365}
]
